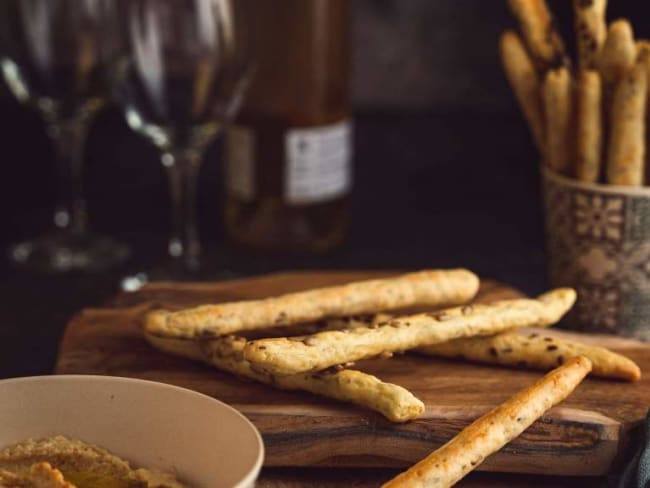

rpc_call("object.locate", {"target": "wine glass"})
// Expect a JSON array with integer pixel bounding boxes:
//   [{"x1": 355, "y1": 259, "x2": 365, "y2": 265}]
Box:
[
  {"x1": 0, "y1": 0, "x2": 130, "y2": 272},
  {"x1": 103, "y1": 0, "x2": 250, "y2": 288}
]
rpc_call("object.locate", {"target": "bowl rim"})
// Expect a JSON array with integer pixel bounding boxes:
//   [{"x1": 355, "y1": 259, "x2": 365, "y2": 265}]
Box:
[
  {"x1": 0, "y1": 374, "x2": 265, "y2": 488},
  {"x1": 543, "y1": 167, "x2": 650, "y2": 197}
]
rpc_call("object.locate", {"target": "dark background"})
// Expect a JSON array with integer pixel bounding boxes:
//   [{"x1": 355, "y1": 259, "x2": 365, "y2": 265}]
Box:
[{"x1": 1, "y1": 0, "x2": 650, "y2": 378}]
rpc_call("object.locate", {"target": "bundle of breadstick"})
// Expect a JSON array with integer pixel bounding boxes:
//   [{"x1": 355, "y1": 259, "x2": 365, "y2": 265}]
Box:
[
  {"x1": 143, "y1": 270, "x2": 641, "y2": 486},
  {"x1": 502, "y1": 0, "x2": 650, "y2": 186}
]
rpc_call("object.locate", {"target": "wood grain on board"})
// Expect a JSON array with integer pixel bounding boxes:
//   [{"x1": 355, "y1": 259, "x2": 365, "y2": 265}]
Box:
[
  {"x1": 256, "y1": 468, "x2": 608, "y2": 488},
  {"x1": 56, "y1": 271, "x2": 650, "y2": 476}
]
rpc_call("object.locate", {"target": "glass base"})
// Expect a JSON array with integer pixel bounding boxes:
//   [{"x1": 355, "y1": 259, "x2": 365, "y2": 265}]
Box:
[
  {"x1": 120, "y1": 259, "x2": 239, "y2": 292},
  {"x1": 9, "y1": 232, "x2": 130, "y2": 272}
]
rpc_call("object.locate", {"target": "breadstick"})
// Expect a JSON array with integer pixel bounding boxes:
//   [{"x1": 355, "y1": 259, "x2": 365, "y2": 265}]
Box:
[
  {"x1": 637, "y1": 41, "x2": 650, "y2": 185},
  {"x1": 144, "y1": 327, "x2": 425, "y2": 423},
  {"x1": 639, "y1": 41, "x2": 650, "y2": 95},
  {"x1": 500, "y1": 30, "x2": 545, "y2": 152},
  {"x1": 326, "y1": 313, "x2": 640, "y2": 382},
  {"x1": 598, "y1": 20, "x2": 636, "y2": 90},
  {"x1": 597, "y1": 21, "x2": 636, "y2": 183},
  {"x1": 418, "y1": 330, "x2": 640, "y2": 382},
  {"x1": 607, "y1": 54, "x2": 648, "y2": 186},
  {"x1": 573, "y1": 0, "x2": 607, "y2": 69},
  {"x1": 543, "y1": 68, "x2": 573, "y2": 175},
  {"x1": 243, "y1": 289, "x2": 576, "y2": 376},
  {"x1": 507, "y1": 0, "x2": 568, "y2": 70},
  {"x1": 575, "y1": 70, "x2": 603, "y2": 182},
  {"x1": 329, "y1": 316, "x2": 638, "y2": 382},
  {"x1": 382, "y1": 356, "x2": 592, "y2": 487},
  {"x1": 145, "y1": 269, "x2": 480, "y2": 339}
]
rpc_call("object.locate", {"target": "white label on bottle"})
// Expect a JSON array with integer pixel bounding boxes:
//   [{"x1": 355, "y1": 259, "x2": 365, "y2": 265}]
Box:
[
  {"x1": 285, "y1": 120, "x2": 352, "y2": 204},
  {"x1": 225, "y1": 125, "x2": 255, "y2": 201}
]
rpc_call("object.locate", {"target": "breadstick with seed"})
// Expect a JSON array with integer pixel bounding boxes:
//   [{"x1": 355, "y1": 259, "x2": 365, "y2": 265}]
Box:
[
  {"x1": 500, "y1": 30, "x2": 545, "y2": 151},
  {"x1": 543, "y1": 68, "x2": 573, "y2": 175},
  {"x1": 331, "y1": 315, "x2": 639, "y2": 382},
  {"x1": 144, "y1": 326, "x2": 424, "y2": 423},
  {"x1": 145, "y1": 269, "x2": 480, "y2": 339},
  {"x1": 573, "y1": 0, "x2": 607, "y2": 69},
  {"x1": 507, "y1": 0, "x2": 568, "y2": 70},
  {"x1": 607, "y1": 55, "x2": 648, "y2": 186},
  {"x1": 598, "y1": 20, "x2": 636, "y2": 91},
  {"x1": 243, "y1": 289, "x2": 576, "y2": 376},
  {"x1": 575, "y1": 70, "x2": 603, "y2": 182},
  {"x1": 418, "y1": 331, "x2": 640, "y2": 382},
  {"x1": 382, "y1": 356, "x2": 592, "y2": 488}
]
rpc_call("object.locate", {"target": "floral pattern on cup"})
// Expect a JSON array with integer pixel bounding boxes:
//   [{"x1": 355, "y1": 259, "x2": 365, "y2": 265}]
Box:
[
  {"x1": 543, "y1": 169, "x2": 650, "y2": 340},
  {"x1": 574, "y1": 194, "x2": 624, "y2": 241}
]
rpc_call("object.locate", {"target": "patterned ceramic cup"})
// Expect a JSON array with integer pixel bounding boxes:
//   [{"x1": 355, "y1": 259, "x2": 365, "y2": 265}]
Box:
[{"x1": 543, "y1": 168, "x2": 650, "y2": 340}]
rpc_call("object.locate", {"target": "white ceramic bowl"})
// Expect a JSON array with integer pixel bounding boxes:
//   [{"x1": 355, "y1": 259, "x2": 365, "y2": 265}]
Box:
[{"x1": 0, "y1": 375, "x2": 264, "y2": 488}]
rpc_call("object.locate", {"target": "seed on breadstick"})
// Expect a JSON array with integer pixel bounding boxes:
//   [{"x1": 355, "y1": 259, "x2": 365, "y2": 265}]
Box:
[
  {"x1": 543, "y1": 68, "x2": 573, "y2": 175},
  {"x1": 573, "y1": 0, "x2": 607, "y2": 70},
  {"x1": 607, "y1": 52, "x2": 648, "y2": 186},
  {"x1": 145, "y1": 269, "x2": 480, "y2": 339},
  {"x1": 243, "y1": 289, "x2": 576, "y2": 376},
  {"x1": 382, "y1": 356, "x2": 592, "y2": 488},
  {"x1": 500, "y1": 30, "x2": 545, "y2": 152},
  {"x1": 598, "y1": 20, "x2": 636, "y2": 90},
  {"x1": 575, "y1": 70, "x2": 603, "y2": 183},
  {"x1": 144, "y1": 327, "x2": 424, "y2": 423},
  {"x1": 417, "y1": 330, "x2": 640, "y2": 382},
  {"x1": 507, "y1": 0, "x2": 568, "y2": 70}
]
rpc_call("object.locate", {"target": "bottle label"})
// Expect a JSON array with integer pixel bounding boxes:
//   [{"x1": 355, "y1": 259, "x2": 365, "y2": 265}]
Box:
[
  {"x1": 285, "y1": 120, "x2": 352, "y2": 204},
  {"x1": 225, "y1": 125, "x2": 255, "y2": 201},
  {"x1": 225, "y1": 119, "x2": 352, "y2": 204}
]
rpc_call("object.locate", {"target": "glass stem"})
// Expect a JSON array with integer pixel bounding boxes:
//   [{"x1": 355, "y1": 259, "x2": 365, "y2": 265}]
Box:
[
  {"x1": 163, "y1": 149, "x2": 202, "y2": 272},
  {"x1": 47, "y1": 119, "x2": 89, "y2": 235}
]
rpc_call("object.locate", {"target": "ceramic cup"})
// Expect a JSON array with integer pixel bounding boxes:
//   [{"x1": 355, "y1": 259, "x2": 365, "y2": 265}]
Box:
[{"x1": 543, "y1": 168, "x2": 650, "y2": 340}]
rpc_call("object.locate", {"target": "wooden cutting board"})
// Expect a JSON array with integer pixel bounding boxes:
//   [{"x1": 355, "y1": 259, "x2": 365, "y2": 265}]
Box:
[{"x1": 55, "y1": 271, "x2": 650, "y2": 477}]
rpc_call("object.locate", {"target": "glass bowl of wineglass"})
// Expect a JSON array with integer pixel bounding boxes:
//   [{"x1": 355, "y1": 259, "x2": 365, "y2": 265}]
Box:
[
  {"x1": 102, "y1": 0, "x2": 251, "y2": 289},
  {"x1": 0, "y1": 0, "x2": 130, "y2": 272}
]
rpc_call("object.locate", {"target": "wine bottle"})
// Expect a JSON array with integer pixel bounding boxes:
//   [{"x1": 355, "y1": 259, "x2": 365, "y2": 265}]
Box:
[{"x1": 224, "y1": 0, "x2": 351, "y2": 253}]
